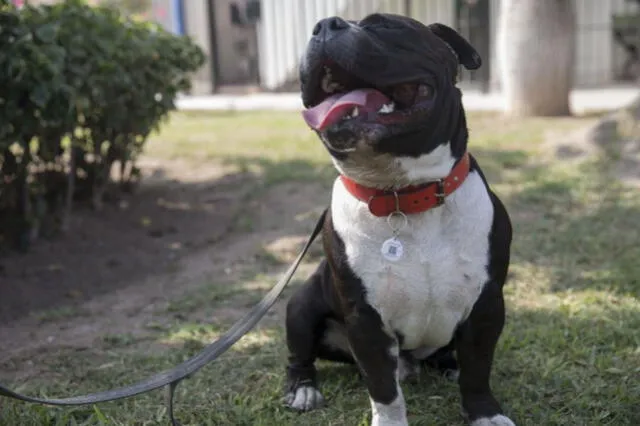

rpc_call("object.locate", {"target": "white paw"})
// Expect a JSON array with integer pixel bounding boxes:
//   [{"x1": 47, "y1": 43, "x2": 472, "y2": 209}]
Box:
[
  {"x1": 371, "y1": 413, "x2": 409, "y2": 426},
  {"x1": 283, "y1": 385, "x2": 325, "y2": 411},
  {"x1": 471, "y1": 414, "x2": 516, "y2": 426},
  {"x1": 370, "y1": 391, "x2": 408, "y2": 426}
]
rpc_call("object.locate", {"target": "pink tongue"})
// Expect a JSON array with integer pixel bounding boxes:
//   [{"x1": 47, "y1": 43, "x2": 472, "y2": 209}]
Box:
[{"x1": 302, "y1": 88, "x2": 391, "y2": 131}]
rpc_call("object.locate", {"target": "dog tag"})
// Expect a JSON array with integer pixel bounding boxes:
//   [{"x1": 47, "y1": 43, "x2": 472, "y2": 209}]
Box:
[{"x1": 381, "y1": 237, "x2": 403, "y2": 261}]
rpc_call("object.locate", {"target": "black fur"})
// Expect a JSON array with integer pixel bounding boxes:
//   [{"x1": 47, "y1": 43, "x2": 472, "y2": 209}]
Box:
[{"x1": 286, "y1": 13, "x2": 514, "y2": 425}]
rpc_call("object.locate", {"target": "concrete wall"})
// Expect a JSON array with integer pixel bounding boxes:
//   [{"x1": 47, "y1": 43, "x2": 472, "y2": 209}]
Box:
[
  {"x1": 210, "y1": 0, "x2": 259, "y2": 87},
  {"x1": 610, "y1": 0, "x2": 640, "y2": 77},
  {"x1": 575, "y1": 0, "x2": 616, "y2": 86},
  {"x1": 410, "y1": 0, "x2": 456, "y2": 25},
  {"x1": 182, "y1": 1, "x2": 214, "y2": 94}
]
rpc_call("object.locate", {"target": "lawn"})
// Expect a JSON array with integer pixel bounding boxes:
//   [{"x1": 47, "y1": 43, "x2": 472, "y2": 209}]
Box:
[{"x1": 1, "y1": 109, "x2": 639, "y2": 426}]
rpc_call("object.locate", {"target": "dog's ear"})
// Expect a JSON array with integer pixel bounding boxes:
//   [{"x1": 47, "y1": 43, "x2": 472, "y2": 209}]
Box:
[{"x1": 427, "y1": 23, "x2": 482, "y2": 70}]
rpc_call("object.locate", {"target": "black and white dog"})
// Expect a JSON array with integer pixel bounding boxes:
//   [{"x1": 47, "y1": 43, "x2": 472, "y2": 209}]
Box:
[{"x1": 284, "y1": 14, "x2": 514, "y2": 426}]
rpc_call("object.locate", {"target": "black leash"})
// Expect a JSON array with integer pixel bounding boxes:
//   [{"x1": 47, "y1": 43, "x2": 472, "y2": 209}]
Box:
[{"x1": 0, "y1": 209, "x2": 327, "y2": 426}]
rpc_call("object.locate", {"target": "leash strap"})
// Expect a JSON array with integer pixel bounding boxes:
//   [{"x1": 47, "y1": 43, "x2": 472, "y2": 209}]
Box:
[{"x1": 0, "y1": 209, "x2": 327, "y2": 426}]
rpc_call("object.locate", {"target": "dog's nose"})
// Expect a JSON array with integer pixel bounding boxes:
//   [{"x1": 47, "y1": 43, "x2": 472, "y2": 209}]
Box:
[{"x1": 312, "y1": 17, "x2": 349, "y2": 39}]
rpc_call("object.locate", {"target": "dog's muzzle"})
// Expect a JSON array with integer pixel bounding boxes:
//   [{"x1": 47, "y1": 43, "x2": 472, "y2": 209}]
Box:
[{"x1": 298, "y1": 15, "x2": 463, "y2": 149}]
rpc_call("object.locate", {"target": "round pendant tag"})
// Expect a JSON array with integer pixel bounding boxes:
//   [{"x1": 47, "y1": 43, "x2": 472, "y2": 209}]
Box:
[{"x1": 381, "y1": 238, "x2": 404, "y2": 262}]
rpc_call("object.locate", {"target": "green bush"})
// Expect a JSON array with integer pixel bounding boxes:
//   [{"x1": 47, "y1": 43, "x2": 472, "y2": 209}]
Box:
[{"x1": 0, "y1": 0, "x2": 205, "y2": 251}]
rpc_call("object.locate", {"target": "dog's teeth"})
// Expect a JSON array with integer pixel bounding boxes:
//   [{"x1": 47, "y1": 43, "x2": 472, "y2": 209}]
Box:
[
  {"x1": 341, "y1": 107, "x2": 358, "y2": 121},
  {"x1": 378, "y1": 102, "x2": 395, "y2": 114},
  {"x1": 321, "y1": 77, "x2": 342, "y2": 93},
  {"x1": 321, "y1": 74, "x2": 335, "y2": 93},
  {"x1": 321, "y1": 67, "x2": 342, "y2": 93}
]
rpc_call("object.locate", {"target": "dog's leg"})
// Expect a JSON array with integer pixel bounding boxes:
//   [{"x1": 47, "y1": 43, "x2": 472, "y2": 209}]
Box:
[
  {"x1": 398, "y1": 351, "x2": 419, "y2": 383},
  {"x1": 346, "y1": 306, "x2": 408, "y2": 426},
  {"x1": 284, "y1": 260, "x2": 331, "y2": 411},
  {"x1": 455, "y1": 282, "x2": 515, "y2": 426}
]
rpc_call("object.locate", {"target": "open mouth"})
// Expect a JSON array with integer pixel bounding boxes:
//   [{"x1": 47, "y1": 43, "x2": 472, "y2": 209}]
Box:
[{"x1": 302, "y1": 61, "x2": 435, "y2": 132}]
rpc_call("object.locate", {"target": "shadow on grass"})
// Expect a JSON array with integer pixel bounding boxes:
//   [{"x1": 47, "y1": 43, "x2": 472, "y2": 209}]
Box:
[
  {"x1": 0, "y1": 156, "x2": 334, "y2": 323},
  {"x1": 504, "y1": 158, "x2": 640, "y2": 297},
  {"x1": 430, "y1": 141, "x2": 639, "y2": 298},
  {"x1": 218, "y1": 155, "x2": 337, "y2": 187},
  {"x1": 8, "y1": 132, "x2": 622, "y2": 323},
  {"x1": 470, "y1": 147, "x2": 531, "y2": 183}
]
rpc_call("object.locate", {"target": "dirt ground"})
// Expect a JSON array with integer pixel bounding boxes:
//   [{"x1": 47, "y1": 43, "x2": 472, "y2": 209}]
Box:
[{"x1": 0, "y1": 157, "x2": 328, "y2": 365}]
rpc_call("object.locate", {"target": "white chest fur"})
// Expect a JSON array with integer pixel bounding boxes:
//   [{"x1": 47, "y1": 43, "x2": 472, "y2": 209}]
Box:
[{"x1": 331, "y1": 171, "x2": 494, "y2": 350}]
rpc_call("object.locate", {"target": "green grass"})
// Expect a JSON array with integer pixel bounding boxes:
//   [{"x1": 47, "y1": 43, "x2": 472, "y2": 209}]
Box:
[
  {"x1": 1, "y1": 110, "x2": 639, "y2": 426},
  {"x1": 146, "y1": 111, "x2": 336, "y2": 187}
]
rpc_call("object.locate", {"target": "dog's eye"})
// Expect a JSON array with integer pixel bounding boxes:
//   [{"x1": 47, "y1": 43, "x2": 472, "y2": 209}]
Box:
[
  {"x1": 391, "y1": 84, "x2": 418, "y2": 108},
  {"x1": 418, "y1": 85, "x2": 432, "y2": 98},
  {"x1": 387, "y1": 83, "x2": 433, "y2": 109}
]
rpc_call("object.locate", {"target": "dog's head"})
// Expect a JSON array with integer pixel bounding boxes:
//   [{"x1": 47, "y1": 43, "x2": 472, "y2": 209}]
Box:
[{"x1": 300, "y1": 14, "x2": 480, "y2": 188}]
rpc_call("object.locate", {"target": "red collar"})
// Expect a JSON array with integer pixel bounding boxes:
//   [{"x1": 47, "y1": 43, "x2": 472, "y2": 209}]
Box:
[{"x1": 339, "y1": 152, "x2": 471, "y2": 217}]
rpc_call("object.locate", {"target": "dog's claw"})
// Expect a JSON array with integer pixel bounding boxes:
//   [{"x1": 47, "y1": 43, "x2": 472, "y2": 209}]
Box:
[{"x1": 283, "y1": 385, "x2": 325, "y2": 411}]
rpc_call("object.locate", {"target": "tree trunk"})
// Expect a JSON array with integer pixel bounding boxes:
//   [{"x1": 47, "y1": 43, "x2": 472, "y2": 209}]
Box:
[
  {"x1": 497, "y1": 0, "x2": 576, "y2": 116},
  {"x1": 60, "y1": 135, "x2": 78, "y2": 232}
]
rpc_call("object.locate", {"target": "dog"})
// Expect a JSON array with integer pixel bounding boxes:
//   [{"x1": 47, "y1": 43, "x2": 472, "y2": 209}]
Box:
[{"x1": 284, "y1": 14, "x2": 514, "y2": 426}]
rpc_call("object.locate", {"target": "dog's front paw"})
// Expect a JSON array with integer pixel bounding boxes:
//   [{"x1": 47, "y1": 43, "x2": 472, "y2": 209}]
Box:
[
  {"x1": 371, "y1": 413, "x2": 409, "y2": 426},
  {"x1": 370, "y1": 393, "x2": 408, "y2": 426},
  {"x1": 470, "y1": 414, "x2": 516, "y2": 426},
  {"x1": 283, "y1": 385, "x2": 325, "y2": 411}
]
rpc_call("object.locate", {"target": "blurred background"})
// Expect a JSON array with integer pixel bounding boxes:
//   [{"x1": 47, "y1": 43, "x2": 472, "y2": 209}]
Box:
[{"x1": 14, "y1": 0, "x2": 640, "y2": 94}]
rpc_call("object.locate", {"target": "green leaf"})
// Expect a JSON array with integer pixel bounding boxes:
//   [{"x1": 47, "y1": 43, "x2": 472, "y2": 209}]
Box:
[
  {"x1": 30, "y1": 84, "x2": 51, "y2": 108},
  {"x1": 33, "y1": 22, "x2": 58, "y2": 43},
  {"x1": 7, "y1": 58, "x2": 26, "y2": 81}
]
